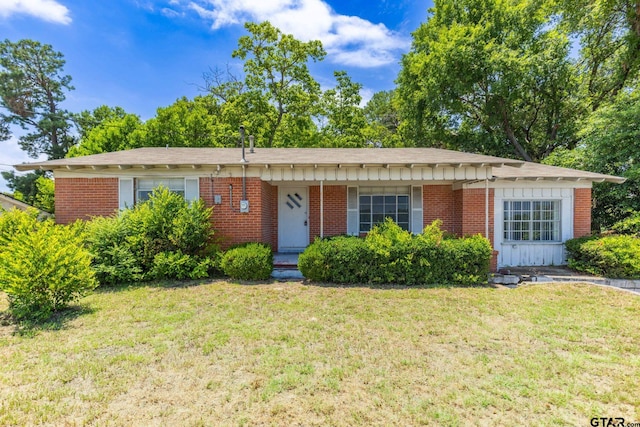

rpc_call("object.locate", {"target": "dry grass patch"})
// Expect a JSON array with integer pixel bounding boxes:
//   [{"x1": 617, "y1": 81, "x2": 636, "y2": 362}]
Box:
[{"x1": 0, "y1": 281, "x2": 639, "y2": 426}]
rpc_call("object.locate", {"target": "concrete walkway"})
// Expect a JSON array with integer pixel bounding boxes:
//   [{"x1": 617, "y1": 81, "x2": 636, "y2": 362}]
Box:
[{"x1": 493, "y1": 266, "x2": 640, "y2": 294}]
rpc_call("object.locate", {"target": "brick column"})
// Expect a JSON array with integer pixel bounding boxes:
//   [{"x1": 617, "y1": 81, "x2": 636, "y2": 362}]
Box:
[{"x1": 574, "y1": 188, "x2": 592, "y2": 237}]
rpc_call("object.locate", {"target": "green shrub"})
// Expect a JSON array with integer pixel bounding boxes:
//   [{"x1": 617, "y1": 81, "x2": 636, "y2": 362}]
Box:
[
  {"x1": 440, "y1": 235, "x2": 493, "y2": 285},
  {"x1": 85, "y1": 187, "x2": 218, "y2": 285},
  {"x1": 84, "y1": 216, "x2": 142, "y2": 285},
  {"x1": 299, "y1": 220, "x2": 492, "y2": 285},
  {"x1": 220, "y1": 243, "x2": 273, "y2": 281},
  {"x1": 0, "y1": 207, "x2": 41, "y2": 239},
  {"x1": 611, "y1": 212, "x2": 640, "y2": 236},
  {"x1": 150, "y1": 251, "x2": 216, "y2": 280},
  {"x1": 0, "y1": 210, "x2": 97, "y2": 321},
  {"x1": 566, "y1": 234, "x2": 640, "y2": 279}
]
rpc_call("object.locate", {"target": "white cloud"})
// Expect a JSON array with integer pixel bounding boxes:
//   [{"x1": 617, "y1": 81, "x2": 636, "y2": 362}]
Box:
[
  {"x1": 161, "y1": 7, "x2": 183, "y2": 18},
  {"x1": 182, "y1": 0, "x2": 409, "y2": 68},
  {"x1": 0, "y1": 0, "x2": 71, "y2": 25}
]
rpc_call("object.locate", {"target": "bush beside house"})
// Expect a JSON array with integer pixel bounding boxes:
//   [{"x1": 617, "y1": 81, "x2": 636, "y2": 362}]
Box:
[
  {"x1": 0, "y1": 209, "x2": 97, "y2": 321},
  {"x1": 299, "y1": 219, "x2": 492, "y2": 285},
  {"x1": 566, "y1": 234, "x2": 640, "y2": 279},
  {"x1": 85, "y1": 187, "x2": 219, "y2": 284},
  {"x1": 220, "y1": 243, "x2": 273, "y2": 281}
]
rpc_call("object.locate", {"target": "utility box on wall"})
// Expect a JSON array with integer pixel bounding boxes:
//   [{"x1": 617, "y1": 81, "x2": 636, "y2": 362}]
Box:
[{"x1": 240, "y1": 200, "x2": 250, "y2": 213}]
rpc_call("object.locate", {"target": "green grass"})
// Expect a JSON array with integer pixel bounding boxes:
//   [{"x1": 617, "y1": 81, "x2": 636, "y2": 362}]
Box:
[{"x1": 0, "y1": 281, "x2": 639, "y2": 426}]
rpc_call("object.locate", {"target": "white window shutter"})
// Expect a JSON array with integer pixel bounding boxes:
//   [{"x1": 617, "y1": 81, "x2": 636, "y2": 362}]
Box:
[
  {"x1": 411, "y1": 185, "x2": 423, "y2": 234},
  {"x1": 185, "y1": 178, "x2": 200, "y2": 203},
  {"x1": 119, "y1": 178, "x2": 134, "y2": 210},
  {"x1": 347, "y1": 186, "x2": 358, "y2": 235}
]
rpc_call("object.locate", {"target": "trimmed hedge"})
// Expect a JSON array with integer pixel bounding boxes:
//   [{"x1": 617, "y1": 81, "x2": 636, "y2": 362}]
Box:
[
  {"x1": 298, "y1": 219, "x2": 492, "y2": 285},
  {"x1": 220, "y1": 243, "x2": 273, "y2": 281},
  {"x1": 566, "y1": 234, "x2": 640, "y2": 279}
]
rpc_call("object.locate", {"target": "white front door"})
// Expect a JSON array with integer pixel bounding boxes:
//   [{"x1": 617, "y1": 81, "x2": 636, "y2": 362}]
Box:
[{"x1": 278, "y1": 187, "x2": 308, "y2": 252}]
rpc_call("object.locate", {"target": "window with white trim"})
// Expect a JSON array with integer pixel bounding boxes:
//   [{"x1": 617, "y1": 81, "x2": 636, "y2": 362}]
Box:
[
  {"x1": 503, "y1": 200, "x2": 560, "y2": 241},
  {"x1": 359, "y1": 186, "x2": 411, "y2": 233},
  {"x1": 137, "y1": 178, "x2": 186, "y2": 202}
]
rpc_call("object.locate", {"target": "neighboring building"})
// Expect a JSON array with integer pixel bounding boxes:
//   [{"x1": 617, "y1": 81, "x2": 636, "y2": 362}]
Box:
[
  {"x1": 15, "y1": 147, "x2": 623, "y2": 270},
  {"x1": 0, "y1": 193, "x2": 51, "y2": 218}
]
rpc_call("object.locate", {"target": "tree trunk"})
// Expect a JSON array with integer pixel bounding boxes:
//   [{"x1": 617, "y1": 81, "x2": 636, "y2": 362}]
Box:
[{"x1": 500, "y1": 104, "x2": 533, "y2": 161}]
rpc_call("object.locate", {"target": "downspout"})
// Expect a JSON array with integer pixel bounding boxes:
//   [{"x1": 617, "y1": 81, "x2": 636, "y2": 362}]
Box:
[
  {"x1": 320, "y1": 180, "x2": 324, "y2": 238},
  {"x1": 242, "y1": 165, "x2": 246, "y2": 201},
  {"x1": 485, "y1": 178, "x2": 489, "y2": 239},
  {"x1": 240, "y1": 126, "x2": 247, "y2": 201}
]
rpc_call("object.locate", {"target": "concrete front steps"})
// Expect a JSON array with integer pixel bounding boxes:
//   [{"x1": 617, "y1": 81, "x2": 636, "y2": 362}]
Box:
[{"x1": 272, "y1": 253, "x2": 304, "y2": 280}]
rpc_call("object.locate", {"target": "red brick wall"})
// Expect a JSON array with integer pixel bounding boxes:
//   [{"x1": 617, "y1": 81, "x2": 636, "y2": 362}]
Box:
[
  {"x1": 453, "y1": 188, "x2": 495, "y2": 244},
  {"x1": 200, "y1": 177, "x2": 268, "y2": 249},
  {"x1": 309, "y1": 185, "x2": 347, "y2": 241},
  {"x1": 261, "y1": 181, "x2": 277, "y2": 251},
  {"x1": 452, "y1": 187, "x2": 497, "y2": 271},
  {"x1": 423, "y1": 185, "x2": 455, "y2": 233},
  {"x1": 574, "y1": 188, "x2": 592, "y2": 237},
  {"x1": 55, "y1": 178, "x2": 119, "y2": 224}
]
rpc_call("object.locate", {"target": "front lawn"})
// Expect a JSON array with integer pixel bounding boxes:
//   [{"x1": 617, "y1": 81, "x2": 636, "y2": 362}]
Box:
[{"x1": 0, "y1": 281, "x2": 638, "y2": 425}]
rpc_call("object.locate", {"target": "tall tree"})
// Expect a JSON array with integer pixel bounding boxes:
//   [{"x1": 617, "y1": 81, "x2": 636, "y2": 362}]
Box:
[
  {"x1": 68, "y1": 110, "x2": 142, "y2": 157},
  {"x1": 232, "y1": 21, "x2": 326, "y2": 147},
  {"x1": 0, "y1": 39, "x2": 74, "y2": 159},
  {"x1": 397, "y1": 0, "x2": 582, "y2": 162},
  {"x1": 559, "y1": 0, "x2": 640, "y2": 109},
  {"x1": 320, "y1": 71, "x2": 367, "y2": 147},
  {"x1": 363, "y1": 90, "x2": 402, "y2": 147},
  {"x1": 73, "y1": 105, "x2": 130, "y2": 141},
  {"x1": 579, "y1": 87, "x2": 640, "y2": 229}
]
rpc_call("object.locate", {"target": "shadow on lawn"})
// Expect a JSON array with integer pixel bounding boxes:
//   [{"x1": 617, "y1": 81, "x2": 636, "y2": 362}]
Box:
[
  {"x1": 0, "y1": 304, "x2": 95, "y2": 337},
  {"x1": 299, "y1": 280, "x2": 501, "y2": 291},
  {"x1": 91, "y1": 276, "x2": 502, "y2": 293},
  {"x1": 92, "y1": 277, "x2": 223, "y2": 294}
]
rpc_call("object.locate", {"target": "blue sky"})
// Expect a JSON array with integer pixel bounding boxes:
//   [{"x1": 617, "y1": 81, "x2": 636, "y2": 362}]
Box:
[{"x1": 0, "y1": 0, "x2": 432, "y2": 192}]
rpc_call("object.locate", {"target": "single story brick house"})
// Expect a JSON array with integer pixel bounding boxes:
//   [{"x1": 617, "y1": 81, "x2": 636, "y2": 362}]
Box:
[{"x1": 15, "y1": 147, "x2": 623, "y2": 270}]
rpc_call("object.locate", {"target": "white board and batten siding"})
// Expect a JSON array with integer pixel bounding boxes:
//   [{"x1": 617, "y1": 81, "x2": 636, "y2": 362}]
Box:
[{"x1": 494, "y1": 187, "x2": 574, "y2": 268}]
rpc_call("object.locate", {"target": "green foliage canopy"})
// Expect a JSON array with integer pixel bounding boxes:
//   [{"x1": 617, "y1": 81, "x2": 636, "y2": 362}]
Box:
[
  {"x1": 0, "y1": 39, "x2": 75, "y2": 159},
  {"x1": 233, "y1": 21, "x2": 326, "y2": 147},
  {"x1": 397, "y1": 0, "x2": 582, "y2": 161}
]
